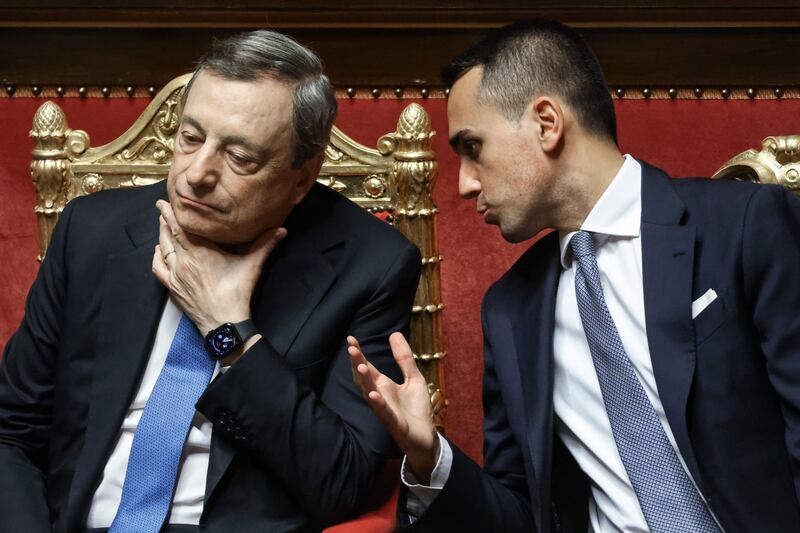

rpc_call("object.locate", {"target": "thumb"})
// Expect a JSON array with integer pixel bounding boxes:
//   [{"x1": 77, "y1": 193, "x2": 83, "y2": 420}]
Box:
[
  {"x1": 389, "y1": 332, "x2": 420, "y2": 382},
  {"x1": 247, "y1": 227, "x2": 287, "y2": 265}
]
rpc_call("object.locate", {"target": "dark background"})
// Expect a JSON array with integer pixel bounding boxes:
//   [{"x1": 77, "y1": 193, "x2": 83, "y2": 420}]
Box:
[{"x1": 2, "y1": 1, "x2": 799, "y2": 87}]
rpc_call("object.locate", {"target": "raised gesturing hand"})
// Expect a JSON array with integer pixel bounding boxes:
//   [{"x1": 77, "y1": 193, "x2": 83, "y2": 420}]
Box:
[{"x1": 348, "y1": 332, "x2": 440, "y2": 483}]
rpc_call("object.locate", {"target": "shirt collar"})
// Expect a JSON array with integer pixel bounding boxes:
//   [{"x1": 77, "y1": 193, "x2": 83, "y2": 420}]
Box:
[{"x1": 559, "y1": 155, "x2": 642, "y2": 268}]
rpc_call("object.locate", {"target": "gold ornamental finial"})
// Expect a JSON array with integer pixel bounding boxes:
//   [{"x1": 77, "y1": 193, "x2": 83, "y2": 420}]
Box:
[
  {"x1": 31, "y1": 101, "x2": 67, "y2": 143},
  {"x1": 396, "y1": 103, "x2": 432, "y2": 138}
]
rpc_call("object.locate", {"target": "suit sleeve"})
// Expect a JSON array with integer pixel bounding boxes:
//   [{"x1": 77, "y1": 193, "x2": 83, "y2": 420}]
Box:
[
  {"x1": 196, "y1": 240, "x2": 421, "y2": 526},
  {"x1": 741, "y1": 184, "x2": 800, "y2": 501},
  {"x1": 397, "y1": 293, "x2": 535, "y2": 532},
  {"x1": 0, "y1": 201, "x2": 79, "y2": 532}
]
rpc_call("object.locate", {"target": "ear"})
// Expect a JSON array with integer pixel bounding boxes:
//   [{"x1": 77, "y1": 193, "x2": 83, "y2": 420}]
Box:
[
  {"x1": 530, "y1": 96, "x2": 564, "y2": 154},
  {"x1": 292, "y1": 151, "x2": 324, "y2": 205}
]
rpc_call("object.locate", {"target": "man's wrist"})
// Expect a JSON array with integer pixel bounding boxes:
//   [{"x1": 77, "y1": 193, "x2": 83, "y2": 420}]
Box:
[
  {"x1": 406, "y1": 433, "x2": 442, "y2": 485},
  {"x1": 199, "y1": 313, "x2": 251, "y2": 338},
  {"x1": 204, "y1": 318, "x2": 258, "y2": 362}
]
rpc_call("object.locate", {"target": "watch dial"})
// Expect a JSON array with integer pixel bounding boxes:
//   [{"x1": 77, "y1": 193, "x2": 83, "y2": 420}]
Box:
[{"x1": 212, "y1": 328, "x2": 236, "y2": 356}]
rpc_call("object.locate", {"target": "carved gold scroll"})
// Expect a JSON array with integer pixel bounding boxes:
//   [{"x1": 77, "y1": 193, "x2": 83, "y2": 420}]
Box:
[
  {"x1": 29, "y1": 74, "x2": 447, "y2": 428},
  {"x1": 712, "y1": 134, "x2": 800, "y2": 197}
]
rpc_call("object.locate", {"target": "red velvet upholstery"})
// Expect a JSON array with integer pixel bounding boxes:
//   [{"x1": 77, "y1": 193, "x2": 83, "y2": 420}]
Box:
[{"x1": 3, "y1": 95, "x2": 800, "y2": 531}]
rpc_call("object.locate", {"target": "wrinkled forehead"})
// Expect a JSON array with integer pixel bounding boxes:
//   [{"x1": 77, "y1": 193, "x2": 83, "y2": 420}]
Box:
[{"x1": 182, "y1": 71, "x2": 295, "y2": 149}]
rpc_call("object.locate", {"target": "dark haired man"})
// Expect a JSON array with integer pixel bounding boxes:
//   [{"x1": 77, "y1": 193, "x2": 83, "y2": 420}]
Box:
[
  {"x1": 350, "y1": 19, "x2": 800, "y2": 532},
  {"x1": 0, "y1": 31, "x2": 420, "y2": 532}
]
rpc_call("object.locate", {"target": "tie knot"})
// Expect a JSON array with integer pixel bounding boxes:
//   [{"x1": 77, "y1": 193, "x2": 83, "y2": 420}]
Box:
[{"x1": 570, "y1": 230, "x2": 596, "y2": 259}]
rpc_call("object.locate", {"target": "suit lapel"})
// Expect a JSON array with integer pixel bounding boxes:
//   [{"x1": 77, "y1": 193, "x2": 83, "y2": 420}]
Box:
[
  {"x1": 512, "y1": 234, "x2": 561, "y2": 533},
  {"x1": 252, "y1": 185, "x2": 340, "y2": 356},
  {"x1": 254, "y1": 242, "x2": 337, "y2": 356},
  {"x1": 65, "y1": 210, "x2": 165, "y2": 528},
  {"x1": 640, "y1": 163, "x2": 705, "y2": 492},
  {"x1": 204, "y1": 185, "x2": 339, "y2": 503},
  {"x1": 203, "y1": 242, "x2": 337, "y2": 502}
]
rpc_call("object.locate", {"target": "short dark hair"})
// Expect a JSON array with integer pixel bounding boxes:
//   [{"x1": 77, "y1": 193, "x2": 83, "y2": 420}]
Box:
[
  {"x1": 186, "y1": 30, "x2": 338, "y2": 168},
  {"x1": 442, "y1": 19, "x2": 617, "y2": 144}
]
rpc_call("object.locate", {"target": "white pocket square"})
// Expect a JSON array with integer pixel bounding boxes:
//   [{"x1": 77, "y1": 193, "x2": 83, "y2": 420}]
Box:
[{"x1": 692, "y1": 288, "x2": 718, "y2": 319}]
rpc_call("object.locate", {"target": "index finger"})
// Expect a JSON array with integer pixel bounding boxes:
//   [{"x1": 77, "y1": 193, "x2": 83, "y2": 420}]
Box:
[
  {"x1": 347, "y1": 335, "x2": 384, "y2": 392},
  {"x1": 347, "y1": 335, "x2": 369, "y2": 371},
  {"x1": 156, "y1": 200, "x2": 188, "y2": 249}
]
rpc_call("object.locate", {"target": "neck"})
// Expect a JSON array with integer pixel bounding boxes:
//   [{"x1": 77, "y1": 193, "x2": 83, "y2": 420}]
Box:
[
  {"x1": 550, "y1": 136, "x2": 625, "y2": 233},
  {"x1": 219, "y1": 241, "x2": 252, "y2": 254}
]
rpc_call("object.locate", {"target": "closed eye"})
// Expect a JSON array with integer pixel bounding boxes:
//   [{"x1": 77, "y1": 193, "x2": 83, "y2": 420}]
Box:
[
  {"x1": 226, "y1": 150, "x2": 260, "y2": 173},
  {"x1": 179, "y1": 130, "x2": 203, "y2": 151}
]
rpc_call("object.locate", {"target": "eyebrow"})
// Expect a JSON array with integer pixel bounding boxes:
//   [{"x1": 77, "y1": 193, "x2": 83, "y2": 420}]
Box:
[
  {"x1": 449, "y1": 130, "x2": 469, "y2": 152},
  {"x1": 181, "y1": 115, "x2": 269, "y2": 159}
]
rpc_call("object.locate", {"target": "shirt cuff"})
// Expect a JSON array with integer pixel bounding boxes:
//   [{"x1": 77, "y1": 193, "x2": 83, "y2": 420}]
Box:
[{"x1": 401, "y1": 433, "x2": 452, "y2": 518}]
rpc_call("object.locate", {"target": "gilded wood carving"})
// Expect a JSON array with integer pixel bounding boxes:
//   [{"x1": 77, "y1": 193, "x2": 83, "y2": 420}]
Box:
[{"x1": 713, "y1": 135, "x2": 800, "y2": 197}]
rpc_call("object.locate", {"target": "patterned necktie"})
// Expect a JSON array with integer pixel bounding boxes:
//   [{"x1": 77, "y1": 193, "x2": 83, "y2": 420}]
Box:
[
  {"x1": 110, "y1": 313, "x2": 215, "y2": 533},
  {"x1": 570, "y1": 230, "x2": 720, "y2": 533}
]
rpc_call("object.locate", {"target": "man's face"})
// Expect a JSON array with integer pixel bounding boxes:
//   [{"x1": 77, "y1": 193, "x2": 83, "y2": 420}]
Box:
[
  {"x1": 448, "y1": 67, "x2": 557, "y2": 243},
  {"x1": 167, "y1": 70, "x2": 318, "y2": 245}
]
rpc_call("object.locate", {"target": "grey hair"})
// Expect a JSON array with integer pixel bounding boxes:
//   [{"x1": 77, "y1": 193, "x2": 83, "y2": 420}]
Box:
[{"x1": 186, "y1": 30, "x2": 338, "y2": 168}]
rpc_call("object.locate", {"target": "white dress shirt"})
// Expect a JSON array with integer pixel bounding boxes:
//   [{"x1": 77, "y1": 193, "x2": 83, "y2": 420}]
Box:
[
  {"x1": 553, "y1": 155, "x2": 704, "y2": 532},
  {"x1": 86, "y1": 298, "x2": 222, "y2": 527},
  {"x1": 406, "y1": 156, "x2": 707, "y2": 532}
]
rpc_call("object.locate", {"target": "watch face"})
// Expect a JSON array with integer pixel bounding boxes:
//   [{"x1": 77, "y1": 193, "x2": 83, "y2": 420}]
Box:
[{"x1": 206, "y1": 323, "x2": 241, "y2": 359}]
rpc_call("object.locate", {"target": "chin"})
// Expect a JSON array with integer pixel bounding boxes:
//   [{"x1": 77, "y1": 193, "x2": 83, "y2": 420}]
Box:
[
  {"x1": 172, "y1": 211, "x2": 218, "y2": 242},
  {"x1": 499, "y1": 223, "x2": 539, "y2": 244},
  {"x1": 501, "y1": 232, "x2": 528, "y2": 244}
]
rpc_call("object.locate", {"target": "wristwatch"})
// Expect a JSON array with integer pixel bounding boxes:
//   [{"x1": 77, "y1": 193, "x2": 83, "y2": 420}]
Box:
[{"x1": 204, "y1": 319, "x2": 258, "y2": 360}]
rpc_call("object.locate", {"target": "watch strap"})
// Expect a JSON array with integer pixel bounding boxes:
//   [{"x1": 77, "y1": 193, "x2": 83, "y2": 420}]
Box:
[{"x1": 233, "y1": 319, "x2": 258, "y2": 342}]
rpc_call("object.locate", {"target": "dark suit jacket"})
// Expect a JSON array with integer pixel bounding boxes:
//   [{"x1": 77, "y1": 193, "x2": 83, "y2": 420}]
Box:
[
  {"x1": 0, "y1": 181, "x2": 421, "y2": 532},
  {"x1": 404, "y1": 163, "x2": 800, "y2": 532}
]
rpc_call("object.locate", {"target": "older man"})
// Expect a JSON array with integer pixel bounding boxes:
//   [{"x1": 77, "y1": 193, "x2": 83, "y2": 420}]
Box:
[
  {"x1": 350, "y1": 19, "x2": 800, "y2": 533},
  {"x1": 0, "y1": 31, "x2": 420, "y2": 532}
]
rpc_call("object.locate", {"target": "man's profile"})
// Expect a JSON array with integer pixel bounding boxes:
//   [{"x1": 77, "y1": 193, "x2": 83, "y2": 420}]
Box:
[
  {"x1": 0, "y1": 30, "x2": 421, "y2": 532},
  {"x1": 350, "y1": 19, "x2": 800, "y2": 532}
]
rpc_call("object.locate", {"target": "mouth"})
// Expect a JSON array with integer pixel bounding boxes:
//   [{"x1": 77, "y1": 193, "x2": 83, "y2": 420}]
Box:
[
  {"x1": 477, "y1": 204, "x2": 497, "y2": 224},
  {"x1": 176, "y1": 193, "x2": 220, "y2": 213}
]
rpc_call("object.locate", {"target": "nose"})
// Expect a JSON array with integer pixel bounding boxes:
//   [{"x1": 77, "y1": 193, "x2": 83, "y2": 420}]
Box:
[
  {"x1": 184, "y1": 144, "x2": 221, "y2": 190},
  {"x1": 458, "y1": 160, "x2": 481, "y2": 199}
]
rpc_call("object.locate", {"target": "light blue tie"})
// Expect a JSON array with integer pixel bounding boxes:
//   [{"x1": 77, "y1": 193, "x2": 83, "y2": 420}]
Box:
[
  {"x1": 570, "y1": 230, "x2": 720, "y2": 533},
  {"x1": 110, "y1": 313, "x2": 215, "y2": 533}
]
